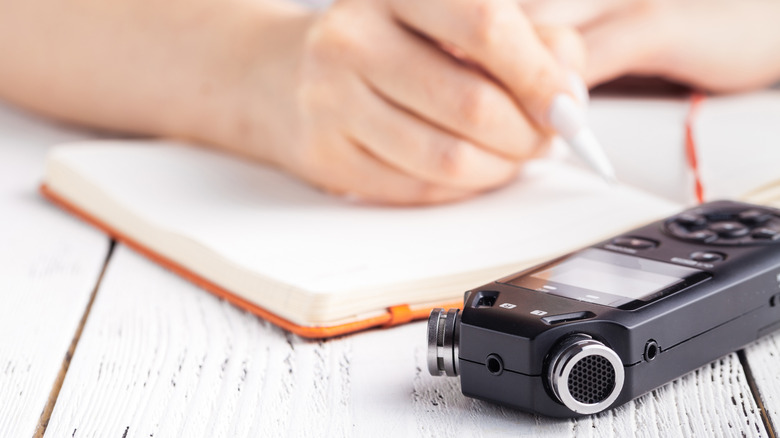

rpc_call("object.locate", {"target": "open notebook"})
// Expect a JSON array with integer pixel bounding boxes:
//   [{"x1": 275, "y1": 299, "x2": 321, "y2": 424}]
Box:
[{"x1": 40, "y1": 91, "x2": 780, "y2": 338}]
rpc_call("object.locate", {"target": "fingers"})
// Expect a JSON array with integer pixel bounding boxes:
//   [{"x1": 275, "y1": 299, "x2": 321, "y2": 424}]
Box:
[
  {"x1": 316, "y1": 137, "x2": 476, "y2": 205},
  {"x1": 520, "y1": 0, "x2": 669, "y2": 87},
  {"x1": 534, "y1": 25, "x2": 587, "y2": 74},
  {"x1": 291, "y1": 124, "x2": 475, "y2": 205},
  {"x1": 388, "y1": 0, "x2": 574, "y2": 127},
  {"x1": 356, "y1": 17, "x2": 547, "y2": 161},
  {"x1": 522, "y1": 0, "x2": 632, "y2": 27},
  {"x1": 348, "y1": 77, "x2": 521, "y2": 190},
  {"x1": 294, "y1": 67, "x2": 484, "y2": 205},
  {"x1": 290, "y1": 0, "x2": 596, "y2": 205}
]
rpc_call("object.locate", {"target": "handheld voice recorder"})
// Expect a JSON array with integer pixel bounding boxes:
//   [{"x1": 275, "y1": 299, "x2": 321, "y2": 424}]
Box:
[{"x1": 427, "y1": 200, "x2": 780, "y2": 417}]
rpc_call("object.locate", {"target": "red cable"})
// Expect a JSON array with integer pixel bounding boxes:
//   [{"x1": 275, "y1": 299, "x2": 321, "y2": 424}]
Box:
[{"x1": 685, "y1": 93, "x2": 706, "y2": 204}]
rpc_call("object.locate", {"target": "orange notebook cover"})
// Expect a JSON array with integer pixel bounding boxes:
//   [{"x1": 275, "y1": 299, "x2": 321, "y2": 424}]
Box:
[{"x1": 40, "y1": 183, "x2": 460, "y2": 339}]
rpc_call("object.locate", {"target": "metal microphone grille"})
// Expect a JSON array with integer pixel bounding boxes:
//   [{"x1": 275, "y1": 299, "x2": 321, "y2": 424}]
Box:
[
  {"x1": 568, "y1": 354, "x2": 616, "y2": 405},
  {"x1": 548, "y1": 335, "x2": 624, "y2": 415}
]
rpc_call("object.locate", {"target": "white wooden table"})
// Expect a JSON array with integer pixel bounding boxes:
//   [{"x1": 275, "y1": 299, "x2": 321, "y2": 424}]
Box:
[{"x1": 2, "y1": 100, "x2": 779, "y2": 438}]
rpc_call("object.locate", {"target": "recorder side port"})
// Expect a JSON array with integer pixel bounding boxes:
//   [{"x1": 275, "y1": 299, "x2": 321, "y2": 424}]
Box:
[
  {"x1": 473, "y1": 290, "x2": 499, "y2": 308},
  {"x1": 485, "y1": 354, "x2": 504, "y2": 376},
  {"x1": 644, "y1": 340, "x2": 660, "y2": 362}
]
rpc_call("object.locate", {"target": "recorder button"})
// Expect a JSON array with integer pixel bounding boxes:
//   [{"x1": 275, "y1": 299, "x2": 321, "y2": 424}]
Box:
[
  {"x1": 705, "y1": 211, "x2": 736, "y2": 222},
  {"x1": 675, "y1": 213, "x2": 707, "y2": 228},
  {"x1": 688, "y1": 229, "x2": 718, "y2": 243},
  {"x1": 710, "y1": 221, "x2": 750, "y2": 238},
  {"x1": 542, "y1": 311, "x2": 596, "y2": 325},
  {"x1": 752, "y1": 228, "x2": 780, "y2": 240},
  {"x1": 690, "y1": 251, "x2": 725, "y2": 262},
  {"x1": 738, "y1": 209, "x2": 772, "y2": 225},
  {"x1": 611, "y1": 237, "x2": 657, "y2": 250}
]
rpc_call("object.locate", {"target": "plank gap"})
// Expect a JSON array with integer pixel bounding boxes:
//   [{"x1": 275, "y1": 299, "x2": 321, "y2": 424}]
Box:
[
  {"x1": 738, "y1": 349, "x2": 777, "y2": 438},
  {"x1": 32, "y1": 240, "x2": 116, "y2": 438}
]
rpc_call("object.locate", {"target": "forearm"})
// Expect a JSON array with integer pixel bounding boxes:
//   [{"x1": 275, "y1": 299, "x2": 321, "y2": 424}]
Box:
[
  {"x1": 522, "y1": 0, "x2": 780, "y2": 92},
  {"x1": 662, "y1": 0, "x2": 780, "y2": 92},
  {"x1": 0, "y1": 0, "x2": 312, "y2": 157}
]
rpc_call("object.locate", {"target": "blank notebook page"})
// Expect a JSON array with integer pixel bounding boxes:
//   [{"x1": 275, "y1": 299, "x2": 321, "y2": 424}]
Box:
[{"x1": 45, "y1": 141, "x2": 681, "y2": 325}]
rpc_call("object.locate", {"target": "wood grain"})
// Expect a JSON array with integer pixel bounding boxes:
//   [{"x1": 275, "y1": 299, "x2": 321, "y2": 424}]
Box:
[
  {"x1": 0, "y1": 102, "x2": 109, "y2": 437},
  {"x1": 47, "y1": 245, "x2": 770, "y2": 437},
  {"x1": 744, "y1": 333, "x2": 780, "y2": 433}
]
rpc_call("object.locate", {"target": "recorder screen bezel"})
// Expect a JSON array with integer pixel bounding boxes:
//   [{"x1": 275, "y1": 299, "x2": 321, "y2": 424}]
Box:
[{"x1": 500, "y1": 248, "x2": 712, "y2": 310}]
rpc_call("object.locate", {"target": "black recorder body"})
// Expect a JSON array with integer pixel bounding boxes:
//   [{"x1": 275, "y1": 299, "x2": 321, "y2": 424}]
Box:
[{"x1": 427, "y1": 200, "x2": 780, "y2": 417}]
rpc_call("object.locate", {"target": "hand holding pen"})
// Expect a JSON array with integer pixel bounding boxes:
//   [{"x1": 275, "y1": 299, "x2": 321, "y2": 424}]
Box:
[
  {"x1": 0, "y1": 0, "x2": 615, "y2": 203},
  {"x1": 264, "y1": 0, "x2": 614, "y2": 204}
]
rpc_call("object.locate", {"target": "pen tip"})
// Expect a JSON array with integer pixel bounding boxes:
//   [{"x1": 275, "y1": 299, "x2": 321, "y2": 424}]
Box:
[
  {"x1": 566, "y1": 128, "x2": 618, "y2": 185},
  {"x1": 602, "y1": 173, "x2": 619, "y2": 186}
]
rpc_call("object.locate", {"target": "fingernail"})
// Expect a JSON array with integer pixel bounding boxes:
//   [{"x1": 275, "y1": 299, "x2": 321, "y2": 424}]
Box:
[
  {"x1": 567, "y1": 71, "x2": 590, "y2": 105},
  {"x1": 548, "y1": 93, "x2": 586, "y2": 139}
]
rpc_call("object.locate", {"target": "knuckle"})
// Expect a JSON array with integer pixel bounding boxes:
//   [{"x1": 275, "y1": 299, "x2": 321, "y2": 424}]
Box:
[
  {"x1": 456, "y1": 84, "x2": 496, "y2": 130},
  {"x1": 305, "y1": 12, "x2": 363, "y2": 64},
  {"x1": 425, "y1": 136, "x2": 470, "y2": 180},
  {"x1": 469, "y1": 0, "x2": 510, "y2": 47}
]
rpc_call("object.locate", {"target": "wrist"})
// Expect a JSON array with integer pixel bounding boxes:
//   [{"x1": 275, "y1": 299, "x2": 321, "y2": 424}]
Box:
[
  {"x1": 180, "y1": 1, "x2": 316, "y2": 165},
  {"x1": 667, "y1": 0, "x2": 780, "y2": 92}
]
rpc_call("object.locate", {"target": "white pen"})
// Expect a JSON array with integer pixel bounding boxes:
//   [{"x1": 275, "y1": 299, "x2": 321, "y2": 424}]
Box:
[{"x1": 548, "y1": 74, "x2": 617, "y2": 185}]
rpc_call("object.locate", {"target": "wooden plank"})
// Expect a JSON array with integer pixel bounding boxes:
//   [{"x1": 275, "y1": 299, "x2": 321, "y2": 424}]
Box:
[
  {"x1": 0, "y1": 102, "x2": 110, "y2": 436},
  {"x1": 47, "y1": 245, "x2": 768, "y2": 437},
  {"x1": 744, "y1": 332, "x2": 780, "y2": 433}
]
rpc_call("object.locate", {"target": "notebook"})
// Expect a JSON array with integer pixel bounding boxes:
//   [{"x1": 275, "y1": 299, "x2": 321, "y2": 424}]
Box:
[{"x1": 40, "y1": 91, "x2": 780, "y2": 338}]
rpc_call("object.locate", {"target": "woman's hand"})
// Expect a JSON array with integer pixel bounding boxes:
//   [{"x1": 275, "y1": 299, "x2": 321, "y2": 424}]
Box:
[
  {"x1": 238, "y1": 0, "x2": 586, "y2": 205},
  {"x1": 0, "y1": 0, "x2": 585, "y2": 205},
  {"x1": 522, "y1": 0, "x2": 780, "y2": 92}
]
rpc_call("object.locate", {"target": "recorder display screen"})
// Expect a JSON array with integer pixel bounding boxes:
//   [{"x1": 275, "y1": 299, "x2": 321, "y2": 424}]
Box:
[
  {"x1": 504, "y1": 248, "x2": 709, "y2": 308},
  {"x1": 532, "y1": 258, "x2": 680, "y2": 299}
]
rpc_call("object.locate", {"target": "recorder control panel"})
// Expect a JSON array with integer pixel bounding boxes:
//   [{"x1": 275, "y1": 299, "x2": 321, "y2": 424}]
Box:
[{"x1": 427, "y1": 200, "x2": 780, "y2": 417}]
